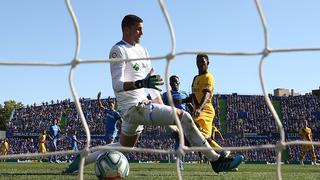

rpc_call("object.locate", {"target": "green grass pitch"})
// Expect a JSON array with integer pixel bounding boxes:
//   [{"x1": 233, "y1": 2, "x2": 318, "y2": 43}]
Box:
[{"x1": 0, "y1": 162, "x2": 319, "y2": 179}]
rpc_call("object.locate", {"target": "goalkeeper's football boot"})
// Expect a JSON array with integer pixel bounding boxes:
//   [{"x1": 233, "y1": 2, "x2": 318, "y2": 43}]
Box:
[
  {"x1": 210, "y1": 154, "x2": 244, "y2": 173},
  {"x1": 62, "y1": 154, "x2": 81, "y2": 174}
]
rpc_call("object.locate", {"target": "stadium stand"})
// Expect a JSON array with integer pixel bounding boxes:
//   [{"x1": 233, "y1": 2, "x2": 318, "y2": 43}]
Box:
[{"x1": 5, "y1": 94, "x2": 320, "y2": 163}]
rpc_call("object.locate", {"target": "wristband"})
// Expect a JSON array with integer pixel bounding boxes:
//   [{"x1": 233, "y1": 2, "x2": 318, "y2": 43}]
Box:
[{"x1": 134, "y1": 80, "x2": 144, "y2": 89}]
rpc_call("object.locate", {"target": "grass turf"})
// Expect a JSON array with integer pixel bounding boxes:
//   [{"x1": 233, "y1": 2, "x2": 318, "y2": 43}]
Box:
[{"x1": 0, "y1": 162, "x2": 319, "y2": 180}]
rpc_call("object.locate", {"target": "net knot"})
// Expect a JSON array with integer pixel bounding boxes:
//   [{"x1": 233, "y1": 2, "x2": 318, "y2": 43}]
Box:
[
  {"x1": 166, "y1": 53, "x2": 175, "y2": 61},
  {"x1": 80, "y1": 148, "x2": 89, "y2": 158},
  {"x1": 263, "y1": 48, "x2": 271, "y2": 57},
  {"x1": 176, "y1": 145, "x2": 185, "y2": 157},
  {"x1": 71, "y1": 58, "x2": 80, "y2": 68},
  {"x1": 275, "y1": 141, "x2": 286, "y2": 152}
]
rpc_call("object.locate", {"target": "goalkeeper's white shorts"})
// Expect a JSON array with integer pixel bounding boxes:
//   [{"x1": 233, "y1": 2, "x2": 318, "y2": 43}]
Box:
[{"x1": 122, "y1": 100, "x2": 178, "y2": 136}]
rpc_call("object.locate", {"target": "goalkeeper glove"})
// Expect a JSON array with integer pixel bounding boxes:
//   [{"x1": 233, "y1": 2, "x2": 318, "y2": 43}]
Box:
[{"x1": 134, "y1": 69, "x2": 164, "y2": 91}]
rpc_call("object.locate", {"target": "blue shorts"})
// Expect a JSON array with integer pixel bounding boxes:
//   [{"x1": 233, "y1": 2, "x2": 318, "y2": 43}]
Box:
[{"x1": 50, "y1": 139, "x2": 58, "y2": 149}]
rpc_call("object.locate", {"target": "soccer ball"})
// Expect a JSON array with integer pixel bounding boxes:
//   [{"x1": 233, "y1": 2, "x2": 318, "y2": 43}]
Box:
[{"x1": 95, "y1": 150, "x2": 130, "y2": 180}]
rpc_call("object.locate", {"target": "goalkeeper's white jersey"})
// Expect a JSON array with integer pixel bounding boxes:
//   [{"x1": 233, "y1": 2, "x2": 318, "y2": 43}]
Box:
[{"x1": 109, "y1": 40, "x2": 160, "y2": 115}]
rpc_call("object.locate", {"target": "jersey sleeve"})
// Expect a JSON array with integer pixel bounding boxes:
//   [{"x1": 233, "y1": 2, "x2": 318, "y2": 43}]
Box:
[
  {"x1": 110, "y1": 46, "x2": 126, "y2": 92},
  {"x1": 162, "y1": 92, "x2": 168, "y2": 105}
]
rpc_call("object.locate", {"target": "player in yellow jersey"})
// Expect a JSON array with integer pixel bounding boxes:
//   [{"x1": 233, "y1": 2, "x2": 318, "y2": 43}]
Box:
[
  {"x1": 299, "y1": 120, "x2": 318, "y2": 165},
  {"x1": 38, "y1": 130, "x2": 48, "y2": 162},
  {"x1": 1, "y1": 138, "x2": 9, "y2": 162},
  {"x1": 189, "y1": 54, "x2": 230, "y2": 157}
]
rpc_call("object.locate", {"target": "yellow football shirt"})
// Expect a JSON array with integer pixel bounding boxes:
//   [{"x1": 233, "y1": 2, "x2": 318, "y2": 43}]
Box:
[
  {"x1": 192, "y1": 72, "x2": 214, "y2": 107},
  {"x1": 192, "y1": 72, "x2": 215, "y2": 138},
  {"x1": 299, "y1": 127, "x2": 312, "y2": 141},
  {"x1": 1, "y1": 141, "x2": 9, "y2": 155},
  {"x1": 39, "y1": 134, "x2": 47, "y2": 153}
]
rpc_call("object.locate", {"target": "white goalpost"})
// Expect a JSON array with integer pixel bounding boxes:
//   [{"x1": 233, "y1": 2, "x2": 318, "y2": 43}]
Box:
[{"x1": 1, "y1": 0, "x2": 320, "y2": 180}]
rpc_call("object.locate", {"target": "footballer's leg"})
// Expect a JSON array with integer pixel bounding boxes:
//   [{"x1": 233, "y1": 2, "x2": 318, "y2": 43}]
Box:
[
  {"x1": 63, "y1": 150, "x2": 106, "y2": 174},
  {"x1": 311, "y1": 146, "x2": 318, "y2": 165},
  {"x1": 300, "y1": 146, "x2": 306, "y2": 165},
  {"x1": 177, "y1": 110, "x2": 243, "y2": 173},
  {"x1": 141, "y1": 103, "x2": 219, "y2": 161},
  {"x1": 63, "y1": 143, "x2": 125, "y2": 173},
  {"x1": 63, "y1": 112, "x2": 142, "y2": 174},
  {"x1": 165, "y1": 125, "x2": 190, "y2": 170},
  {"x1": 127, "y1": 102, "x2": 243, "y2": 173},
  {"x1": 154, "y1": 105, "x2": 243, "y2": 172}
]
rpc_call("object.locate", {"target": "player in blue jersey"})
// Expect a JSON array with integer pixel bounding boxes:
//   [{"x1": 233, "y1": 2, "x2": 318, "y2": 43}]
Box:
[
  {"x1": 162, "y1": 75, "x2": 190, "y2": 170},
  {"x1": 97, "y1": 91, "x2": 122, "y2": 144},
  {"x1": 63, "y1": 92, "x2": 122, "y2": 173},
  {"x1": 67, "y1": 130, "x2": 82, "y2": 162},
  {"x1": 162, "y1": 75, "x2": 190, "y2": 111},
  {"x1": 48, "y1": 118, "x2": 61, "y2": 163}
]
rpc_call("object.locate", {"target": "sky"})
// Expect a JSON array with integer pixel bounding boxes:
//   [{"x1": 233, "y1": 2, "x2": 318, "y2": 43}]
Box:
[{"x1": 1, "y1": 0, "x2": 320, "y2": 106}]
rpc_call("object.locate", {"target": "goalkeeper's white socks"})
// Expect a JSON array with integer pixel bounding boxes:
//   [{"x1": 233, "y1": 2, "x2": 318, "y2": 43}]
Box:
[{"x1": 180, "y1": 111, "x2": 220, "y2": 162}]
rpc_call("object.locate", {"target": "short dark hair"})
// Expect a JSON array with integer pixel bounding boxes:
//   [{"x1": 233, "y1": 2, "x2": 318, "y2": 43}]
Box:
[
  {"x1": 196, "y1": 53, "x2": 210, "y2": 65},
  {"x1": 197, "y1": 54, "x2": 209, "y2": 61},
  {"x1": 121, "y1": 14, "x2": 143, "y2": 31},
  {"x1": 169, "y1": 75, "x2": 179, "y2": 83}
]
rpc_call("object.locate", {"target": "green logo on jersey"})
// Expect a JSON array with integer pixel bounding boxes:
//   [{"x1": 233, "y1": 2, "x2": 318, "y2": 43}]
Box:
[{"x1": 133, "y1": 63, "x2": 140, "y2": 71}]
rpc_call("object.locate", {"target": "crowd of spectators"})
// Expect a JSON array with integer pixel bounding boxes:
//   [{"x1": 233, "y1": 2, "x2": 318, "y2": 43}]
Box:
[
  {"x1": 8, "y1": 98, "x2": 116, "y2": 136},
  {"x1": 8, "y1": 100, "x2": 68, "y2": 134},
  {"x1": 225, "y1": 94, "x2": 277, "y2": 134},
  {"x1": 222, "y1": 136, "x2": 278, "y2": 162},
  {"x1": 4, "y1": 94, "x2": 320, "y2": 162},
  {"x1": 280, "y1": 94, "x2": 320, "y2": 133}
]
